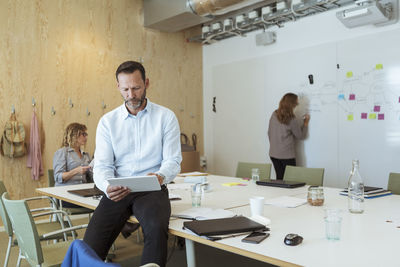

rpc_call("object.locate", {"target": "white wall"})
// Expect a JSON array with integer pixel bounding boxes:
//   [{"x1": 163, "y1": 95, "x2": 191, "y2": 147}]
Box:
[{"x1": 203, "y1": 5, "x2": 400, "y2": 185}]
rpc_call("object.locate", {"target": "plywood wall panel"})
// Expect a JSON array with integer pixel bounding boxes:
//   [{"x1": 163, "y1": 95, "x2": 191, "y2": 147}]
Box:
[{"x1": 0, "y1": 0, "x2": 203, "y2": 216}]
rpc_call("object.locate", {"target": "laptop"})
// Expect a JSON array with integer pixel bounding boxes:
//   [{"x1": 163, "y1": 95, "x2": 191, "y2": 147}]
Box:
[
  {"x1": 68, "y1": 185, "x2": 103, "y2": 197},
  {"x1": 256, "y1": 179, "x2": 306, "y2": 188},
  {"x1": 183, "y1": 216, "x2": 268, "y2": 236}
]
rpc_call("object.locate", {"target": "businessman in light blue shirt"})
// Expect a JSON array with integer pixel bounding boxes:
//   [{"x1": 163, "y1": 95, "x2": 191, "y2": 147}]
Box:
[{"x1": 84, "y1": 61, "x2": 182, "y2": 267}]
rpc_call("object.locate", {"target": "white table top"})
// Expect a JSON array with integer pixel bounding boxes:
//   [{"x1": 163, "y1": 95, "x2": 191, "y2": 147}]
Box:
[
  {"x1": 169, "y1": 187, "x2": 400, "y2": 267},
  {"x1": 36, "y1": 175, "x2": 400, "y2": 267}
]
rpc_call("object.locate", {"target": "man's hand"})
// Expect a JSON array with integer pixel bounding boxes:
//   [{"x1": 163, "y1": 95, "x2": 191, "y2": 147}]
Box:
[
  {"x1": 148, "y1": 172, "x2": 164, "y2": 185},
  {"x1": 106, "y1": 185, "x2": 131, "y2": 202}
]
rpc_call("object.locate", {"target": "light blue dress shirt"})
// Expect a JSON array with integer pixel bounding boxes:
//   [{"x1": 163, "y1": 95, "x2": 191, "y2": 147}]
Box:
[{"x1": 93, "y1": 99, "x2": 182, "y2": 193}]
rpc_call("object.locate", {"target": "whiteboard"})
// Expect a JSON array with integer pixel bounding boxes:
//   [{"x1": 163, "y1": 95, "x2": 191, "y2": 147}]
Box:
[{"x1": 212, "y1": 28, "x2": 400, "y2": 188}]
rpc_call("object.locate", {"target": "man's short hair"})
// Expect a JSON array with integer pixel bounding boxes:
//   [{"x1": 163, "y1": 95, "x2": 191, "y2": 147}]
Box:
[{"x1": 115, "y1": 61, "x2": 146, "y2": 82}]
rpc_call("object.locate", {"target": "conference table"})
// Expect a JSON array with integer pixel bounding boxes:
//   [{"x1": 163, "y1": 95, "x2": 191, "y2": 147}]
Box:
[{"x1": 36, "y1": 175, "x2": 400, "y2": 267}]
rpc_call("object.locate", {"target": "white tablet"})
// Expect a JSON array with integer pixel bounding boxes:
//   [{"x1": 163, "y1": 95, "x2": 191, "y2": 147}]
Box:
[{"x1": 106, "y1": 175, "x2": 161, "y2": 192}]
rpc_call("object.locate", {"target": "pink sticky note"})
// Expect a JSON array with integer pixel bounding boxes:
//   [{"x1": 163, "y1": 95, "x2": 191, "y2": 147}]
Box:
[
  {"x1": 399, "y1": 97, "x2": 400, "y2": 103},
  {"x1": 361, "y1": 113, "x2": 368, "y2": 119},
  {"x1": 374, "y1": 105, "x2": 380, "y2": 112},
  {"x1": 349, "y1": 94, "x2": 355, "y2": 100},
  {"x1": 378, "y1": 113, "x2": 385, "y2": 120}
]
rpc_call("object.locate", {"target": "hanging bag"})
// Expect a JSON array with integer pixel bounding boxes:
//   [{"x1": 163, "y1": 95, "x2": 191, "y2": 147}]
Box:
[{"x1": 0, "y1": 114, "x2": 26, "y2": 158}]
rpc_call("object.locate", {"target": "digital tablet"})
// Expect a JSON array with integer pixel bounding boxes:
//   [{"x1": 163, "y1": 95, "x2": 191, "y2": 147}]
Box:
[{"x1": 107, "y1": 175, "x2": 161, "y2": 192}]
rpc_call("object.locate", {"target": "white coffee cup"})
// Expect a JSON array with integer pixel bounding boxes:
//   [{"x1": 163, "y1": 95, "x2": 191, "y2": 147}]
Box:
[{"x1": 249, "y1": 196, "x2": 265, "y2": 217}]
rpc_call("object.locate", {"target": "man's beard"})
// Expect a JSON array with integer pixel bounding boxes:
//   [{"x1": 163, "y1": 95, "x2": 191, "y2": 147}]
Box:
[
  {"x1": 125, "y1": 90, "x2": 146, "y2": 110},
  {"x1": 125, "y1": 98, "x2": 143, "y2": 109}
]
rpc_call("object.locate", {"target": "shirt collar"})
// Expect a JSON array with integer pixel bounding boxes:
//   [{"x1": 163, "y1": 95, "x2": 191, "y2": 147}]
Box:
[
  {"x1": 120, "y1": 98, "x2": 152, "y2": 119},
  {"x1": 66, "y1": 147, "x2": 88, "y2": 155}
]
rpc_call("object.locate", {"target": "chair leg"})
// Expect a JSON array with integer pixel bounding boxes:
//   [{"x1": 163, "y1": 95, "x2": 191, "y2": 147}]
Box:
[
  {"x1": 3, "y1": 236, "x2": 12, "y2": 267},
  {"x1": 16, "y1": 249, "x2": 23, "y2": 267}
]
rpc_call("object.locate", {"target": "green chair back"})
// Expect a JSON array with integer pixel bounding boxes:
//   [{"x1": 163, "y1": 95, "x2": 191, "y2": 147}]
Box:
[
  {"x1": 48, "y1": 169, "x2": 55, "y2": 187},
  {"x1": 236, "y1": 162, "x2": 272, "y2": 180},
  {"x1": 2, "y1": 192, "x2": 44, "y2": 266},
  {"x1": 283, "y1": 166, "x2": 324, "y2": 186},
  {"x1": 0, "y1": 181, "x2": 12, "y2": 238},
  {"x1": 388, "y1": 172, "x2": 400, "y2": 195}
]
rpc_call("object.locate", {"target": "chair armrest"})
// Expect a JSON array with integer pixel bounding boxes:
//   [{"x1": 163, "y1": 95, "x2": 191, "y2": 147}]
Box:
[
  {"x1": 32, "y1": 210, "x2": 74, "y2": 228},
  {"x1": 30, "y1": 207, "x2": 58, "y2": 213},
  {"x1": 24, "y1": 196, "x2": 59, "y2": 208},
  {"x1": 41, "y1": 224, "x2": 88, "y2": 238}
]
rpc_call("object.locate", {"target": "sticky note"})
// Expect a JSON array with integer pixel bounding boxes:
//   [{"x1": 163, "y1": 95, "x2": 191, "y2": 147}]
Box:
[
  {"x1": 376, "y1": 64, "x2": 383, "y2": 70},
  {"x1": 338, "y1": 94, "x2": 345, "y2": 100},
  {"x1": 398, "y1": 97, "x2": 400, "y2": 103},
  {"x1": 374, "y1": 105, "x2": 381, "y2": 112},
  {"x1": 349, "y1": 94, "x2": 356, "y2": 100},
  {"x1": 347, "y1": 114, "x2": 354, "y2": 121},
  {"x1": 346, "y1": 71, "x2": 353, "y2": 78},
  {"x1": 361, "y1": 113, "x2": 367, "y2": 119},
  {"x1": 222, "y1": 182, "x2": 241, "y2": 187},
  {"x1": 369, "y1": 113, "x2": 377, "y2": 119},
  {"x1": 378, "y1": 113, "x2": 385, "y2": 120}
]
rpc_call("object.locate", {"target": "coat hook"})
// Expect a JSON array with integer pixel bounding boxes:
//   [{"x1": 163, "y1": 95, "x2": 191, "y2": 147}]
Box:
[
  {"x1": 69, "y1": 98, "x2": 74, "y2": 108},
  {"x1": 11, "y1": 104, "x2": 15, "y2": 114},
  {"x1": 51, "y1": 106, "x2": 56, "y2": 116},
  {"x1": 86, "y1": 107, "x2": 91, "y2": 116},
  {"x1": 101, "y1": 101, "x2": 107, "y2": 110},
  {"x1": 32, "y1": 97, "x2": 36, "y2": 107}
]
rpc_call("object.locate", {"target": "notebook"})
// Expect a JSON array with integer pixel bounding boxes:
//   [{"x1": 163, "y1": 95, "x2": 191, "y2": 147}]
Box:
[
  {"x1": 68, "y1": 186, "x2": 103, "y2": 197},
  {"x1": 183, "y1": 216, "x2": 268, "y2": 236},
  {"x1": 256, "y1": 180, "x2": 306, "y2": 188}
]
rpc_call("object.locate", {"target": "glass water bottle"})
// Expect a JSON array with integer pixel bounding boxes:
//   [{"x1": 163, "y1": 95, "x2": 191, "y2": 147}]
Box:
[{"x1": 348, "y1": 159, "x2": 364, "y2": 213}]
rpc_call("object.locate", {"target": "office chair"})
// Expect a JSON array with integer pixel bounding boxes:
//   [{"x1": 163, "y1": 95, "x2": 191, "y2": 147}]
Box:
[
  {"x1": 0, "y1": 180, "x2": 76, "y2": 267},
  {"x1": 283, "y1": 166, "x2": 324, "y2": 186},
  {"x1": 2, "y1": 192, "x2": 87, "y2": 267},
  {"x1": 235, "y1": 162, "x2": 272, "y2": 180},
  {"x1": 388, "y1": 172, "x2": 400, "y2": 195}
]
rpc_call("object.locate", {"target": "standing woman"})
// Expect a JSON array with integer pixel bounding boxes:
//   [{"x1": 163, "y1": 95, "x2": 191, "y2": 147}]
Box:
[
  {"x1": 53, "y1": 123, "x2": 91, "y2": 207},
  {"x1": 268, "y1": 93, "x2": 310, "y2": 180}
]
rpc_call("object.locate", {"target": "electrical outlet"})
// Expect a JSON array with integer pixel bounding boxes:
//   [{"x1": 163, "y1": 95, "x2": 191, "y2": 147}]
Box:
[{"x1": 200, "y1": 156, "x2": 207, "y2": 168}]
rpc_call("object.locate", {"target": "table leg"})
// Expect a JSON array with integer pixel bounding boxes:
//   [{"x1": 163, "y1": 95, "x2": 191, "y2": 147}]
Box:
[{"x1": 185, "y1": 238, "x2": 196, "y2": 267}]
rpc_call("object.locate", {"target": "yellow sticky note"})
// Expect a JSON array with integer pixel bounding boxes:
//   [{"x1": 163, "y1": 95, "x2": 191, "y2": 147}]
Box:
[
  {"x1": 369, "y1": 113, "x2": 377, "y2": 119},
  {"x1": 222, "y1": 182, "x2": 241, "y2": 187},
  {"x1": 375, "y1": 64, "x2": 383, "y2": 70},
  {"x1": 347, "y1": 114, "x2": 354, "y2": 121},
  {"x1": 346, "y1": 71, "x2": 353, "y2": 78}
]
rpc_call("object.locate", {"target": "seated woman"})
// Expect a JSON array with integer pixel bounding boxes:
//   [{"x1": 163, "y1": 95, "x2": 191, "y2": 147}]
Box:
[{"x1": 53, "y1": 122, "x2": 92, "y2": 208}]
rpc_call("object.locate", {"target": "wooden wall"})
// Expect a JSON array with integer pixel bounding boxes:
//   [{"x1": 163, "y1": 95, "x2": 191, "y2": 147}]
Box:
[{"x1": 0, "y1": 0, "x2": 203, "y2": 210}]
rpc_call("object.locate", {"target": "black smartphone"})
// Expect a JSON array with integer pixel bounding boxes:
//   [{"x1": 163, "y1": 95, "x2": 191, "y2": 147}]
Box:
[{"x1": 241, "y1": 232, "x2": 270, "y2": 244}]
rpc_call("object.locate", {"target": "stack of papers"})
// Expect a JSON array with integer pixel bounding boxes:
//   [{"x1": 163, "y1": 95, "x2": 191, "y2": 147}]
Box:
[
  {"x1": 264, "y1": 196, "x2": 307, "y2": 208},
  {"x1": 178, "y1": 171, "x2": 208, "y2": 177},
  {"x1": 340, "y1": 186, "x2": 392, "y2": 199},
  {"x1": 172, "y1": 207, "x2": 235, "y2": 220}
]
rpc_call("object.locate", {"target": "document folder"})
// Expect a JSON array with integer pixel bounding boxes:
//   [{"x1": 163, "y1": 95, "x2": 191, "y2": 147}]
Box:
[
  {"x1": 183, "y1": 216, "x2": 267, "y2": 236},
  {"x1": 256, "y1": 180, "x2": 305, "y2": 188}
]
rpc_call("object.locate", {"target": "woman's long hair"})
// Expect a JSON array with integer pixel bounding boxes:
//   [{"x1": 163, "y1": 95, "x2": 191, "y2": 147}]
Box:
[
  {"x1": 61, "y1": 123, "x2": 87, "y2": 147},
  {"x1": 276, "y1": 93, "x2": 298, "y2": 125}
]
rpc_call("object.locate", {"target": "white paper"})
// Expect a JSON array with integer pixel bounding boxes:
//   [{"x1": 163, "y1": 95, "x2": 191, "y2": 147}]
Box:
[
  {"x1": 264, "y1": 196, "x2": 307, "y2": 208},
  {"x1": 172, "y1": 207, "x2": 235, "y2": 220},
  {"x1": 167, "y1": 183, "x2": 192, "y2": 190}
]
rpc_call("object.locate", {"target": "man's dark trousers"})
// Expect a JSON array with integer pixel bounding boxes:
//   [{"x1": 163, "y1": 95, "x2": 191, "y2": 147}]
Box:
[{"x1": 83, "y1": 186, "x2": 171, "y2": 267}]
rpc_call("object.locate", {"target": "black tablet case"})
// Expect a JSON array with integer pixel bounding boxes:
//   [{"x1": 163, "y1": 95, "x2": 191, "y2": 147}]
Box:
[
  {"x1": 256, "y1": 180, "x2": 306, "y2": 188},
  {"x1": 183, "y1": 216, "x2": 267, "y2": 236}
]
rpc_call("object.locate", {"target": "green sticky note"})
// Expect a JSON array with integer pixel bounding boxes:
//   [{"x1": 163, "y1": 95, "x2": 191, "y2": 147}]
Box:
[
  {"x1": 376, "y1": 64, "x2": 383, "y2": 70},
  {"x1": 346, "y1": 71, "x2": 353, "y2": 78},
  {"x1": 347, "y1": 114, "x2": 354, "y2": 121},
  {"x1": 369, "y1": 113, "x2": 377, "y2": 119}
]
